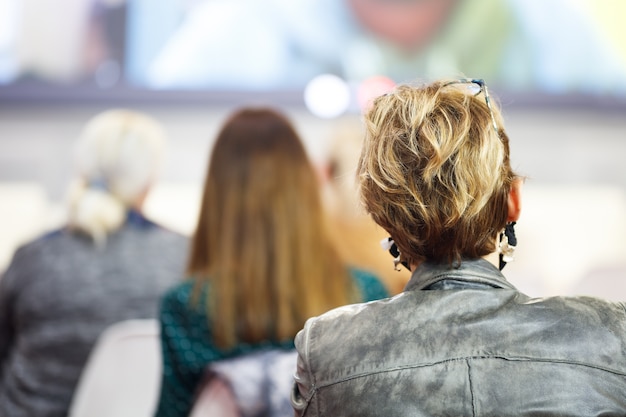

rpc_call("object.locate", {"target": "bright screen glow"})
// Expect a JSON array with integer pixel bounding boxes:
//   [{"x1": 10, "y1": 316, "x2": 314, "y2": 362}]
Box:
[{"x1": 1, "y1": 0, "x2": 626, "y2": 103}]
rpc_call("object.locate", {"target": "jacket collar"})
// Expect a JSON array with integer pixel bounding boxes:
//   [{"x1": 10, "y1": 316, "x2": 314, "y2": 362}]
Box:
[
  {"x1": 126, "y1": 209, "x2": 156, "y2": 229},
  {"x1": 405, "y1": 258, "x2": 517, "y2": 291}
]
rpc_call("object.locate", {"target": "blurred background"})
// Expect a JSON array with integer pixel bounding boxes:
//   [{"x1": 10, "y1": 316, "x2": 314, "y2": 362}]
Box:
[{"x1": 1, "y1": 0, "x2": 625, "y2": 299}]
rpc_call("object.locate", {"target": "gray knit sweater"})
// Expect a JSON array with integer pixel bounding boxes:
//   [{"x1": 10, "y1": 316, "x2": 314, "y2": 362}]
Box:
[{"x1": 0, "y1": 213, "x2": 188, "y2": 417}]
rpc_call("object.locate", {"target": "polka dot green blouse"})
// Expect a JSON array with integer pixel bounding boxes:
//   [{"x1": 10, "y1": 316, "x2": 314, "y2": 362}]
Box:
[{"x1": 154, "y1": 268, "x2": 390, "y2": 417}]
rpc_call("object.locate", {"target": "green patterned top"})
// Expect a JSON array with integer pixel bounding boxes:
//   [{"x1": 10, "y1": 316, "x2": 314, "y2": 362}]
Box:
[{"x1": 154, "y1": 268, "x2": 390, "y2": 417}]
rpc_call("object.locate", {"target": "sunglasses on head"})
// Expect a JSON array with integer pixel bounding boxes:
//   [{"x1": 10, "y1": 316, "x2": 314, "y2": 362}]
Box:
[{"x1": 441, "y1": 78, "x2": 499, "y2": 135}]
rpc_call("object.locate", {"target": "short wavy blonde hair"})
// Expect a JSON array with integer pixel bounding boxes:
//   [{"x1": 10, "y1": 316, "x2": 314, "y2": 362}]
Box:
[{"x1": 357, "y1": 79, "x2": 516, "y2": 266}]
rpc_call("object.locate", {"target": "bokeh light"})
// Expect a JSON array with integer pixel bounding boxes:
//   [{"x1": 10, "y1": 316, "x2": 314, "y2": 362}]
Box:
[
  {"x1": 357, "y1": 75, "x2": 396, "y2": 113},
  {"x1": 303, "y1": 74, "x2": 351, "y2": 119}
]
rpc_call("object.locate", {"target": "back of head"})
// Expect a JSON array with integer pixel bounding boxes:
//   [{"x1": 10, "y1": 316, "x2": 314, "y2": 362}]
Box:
[
  {"x1": 198, "y1": 108, "x2": 322, "y2": 259},
  {"x1": 190, "y1": 107, "x2": 352, "y2": 348},
  {"x1": 357, "y1": 79, "x2": 516, "y2": 266},
  {"x1": 324, "y1": 118, "x2": 367, "y2": 217},
  {"x1": 68, "y1": 109, "x2": 167, "y2": 245},
  {"x1": 323, "y1": 118, "x2": 411, "y2": 294}
]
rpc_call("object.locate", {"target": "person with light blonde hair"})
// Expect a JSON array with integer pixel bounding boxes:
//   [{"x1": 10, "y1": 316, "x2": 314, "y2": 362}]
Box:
[
  {"x1": 0, "y1": 109, "x2": 187, "y2": 417},
  {"x1": 321, "y1": 118, "x2": 410, "y2": 295},
  {"x1": 68, "y1": 109, "x2": 167, "y2": 244},
  {"x1": 291, "y1": 79, "x2": 626, "y2": 416},
  {"x1": 154, "y1": 107, "x2": 388, "y2": 417}
]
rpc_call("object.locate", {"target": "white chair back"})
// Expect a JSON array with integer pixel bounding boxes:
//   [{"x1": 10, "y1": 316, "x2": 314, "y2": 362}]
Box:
[{"x1": 68, "y1": 319, "x2": 162, "y2": 417}]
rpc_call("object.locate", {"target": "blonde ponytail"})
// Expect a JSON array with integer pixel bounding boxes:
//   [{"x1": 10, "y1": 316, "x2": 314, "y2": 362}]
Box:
[
  {"x1": 67, "y1": 109, "x2": 167, "y2": 245},
  {"x1": 67, "y1": 180, "x2": 126, "y2": 246}
]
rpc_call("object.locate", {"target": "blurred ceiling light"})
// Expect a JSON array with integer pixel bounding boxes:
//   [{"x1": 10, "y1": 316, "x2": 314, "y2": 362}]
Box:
[{"x1": 304, "y1": 74, "x2": 350, "y2": 118}]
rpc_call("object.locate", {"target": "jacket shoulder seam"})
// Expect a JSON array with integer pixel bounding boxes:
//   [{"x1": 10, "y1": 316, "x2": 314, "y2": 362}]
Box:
[
  {"x1": 466, "y1": 358, "x2": 476, "y2": 417},
  {"x1": 312, "y1": 354, "x2": 626, "y2": 389}
]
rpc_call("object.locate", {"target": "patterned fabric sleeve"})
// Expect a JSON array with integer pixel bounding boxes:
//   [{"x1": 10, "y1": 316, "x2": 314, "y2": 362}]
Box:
[{"x1": 154, "y1": 283, "x2": 220, "y2": 417}]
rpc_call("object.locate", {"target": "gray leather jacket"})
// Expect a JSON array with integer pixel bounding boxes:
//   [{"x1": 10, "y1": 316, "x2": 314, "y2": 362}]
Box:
[{"x1": 291, "y1": 259, "x2": 626, "y2": 416}]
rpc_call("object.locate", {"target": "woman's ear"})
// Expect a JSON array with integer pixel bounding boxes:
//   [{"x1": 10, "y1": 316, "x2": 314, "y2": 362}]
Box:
[{"x1": 507, "y1": 178, "x2": 523, "y2": 222}]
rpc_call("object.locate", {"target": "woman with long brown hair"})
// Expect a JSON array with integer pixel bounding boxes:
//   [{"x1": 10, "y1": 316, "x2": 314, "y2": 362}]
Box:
[{"x1": 154, "y1": 107, "x2": 388, "y2": 417}]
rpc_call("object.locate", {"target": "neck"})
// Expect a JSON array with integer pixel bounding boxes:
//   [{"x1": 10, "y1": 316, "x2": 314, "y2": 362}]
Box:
[
  {"x1": 482, "y1": 251, "x2": 500, "y2": 269},
  {"x1": 409, "y1": 251, "x2": 500, "y2": 272}
]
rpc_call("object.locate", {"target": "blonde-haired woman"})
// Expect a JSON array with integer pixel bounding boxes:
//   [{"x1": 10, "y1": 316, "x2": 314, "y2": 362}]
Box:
[
  {"x1": 322, "y1": 118, "x2": 411, "y2": 295},
  {"x1": 154, "y1": 108, "x2": 388, "y2": 417},
  {"x1": 292, "y1": 79, "x2": 626, "y2": 415},
  {"x1": 0, "y1": 109, "x2": 188, "y2": 417},
  {"x1": 68, "y1": 109, "x2": 167, "y2": 245}
]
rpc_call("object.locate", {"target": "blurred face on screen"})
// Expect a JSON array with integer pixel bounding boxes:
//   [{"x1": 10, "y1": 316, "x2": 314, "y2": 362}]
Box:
[{"x1": 347, "y1": 0, "x2": 459, "y2": 51}]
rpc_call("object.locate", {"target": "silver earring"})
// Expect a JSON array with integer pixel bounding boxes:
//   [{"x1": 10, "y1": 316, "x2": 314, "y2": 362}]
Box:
[
  {"x1": 498, "y1": 222, "x2": 517, "y2": 270},
  {"x1": 392, "y1": 254, "x2": 403, "y2": 271},
  {"x1": 381, "y1": 237, "x2": 404, "y2": 271}
]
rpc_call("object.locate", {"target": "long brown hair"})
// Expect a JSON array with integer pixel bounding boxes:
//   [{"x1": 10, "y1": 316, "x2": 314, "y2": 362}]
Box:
[{"x1": 189, "y1": 108, "x2": 355, "y2": 349}]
